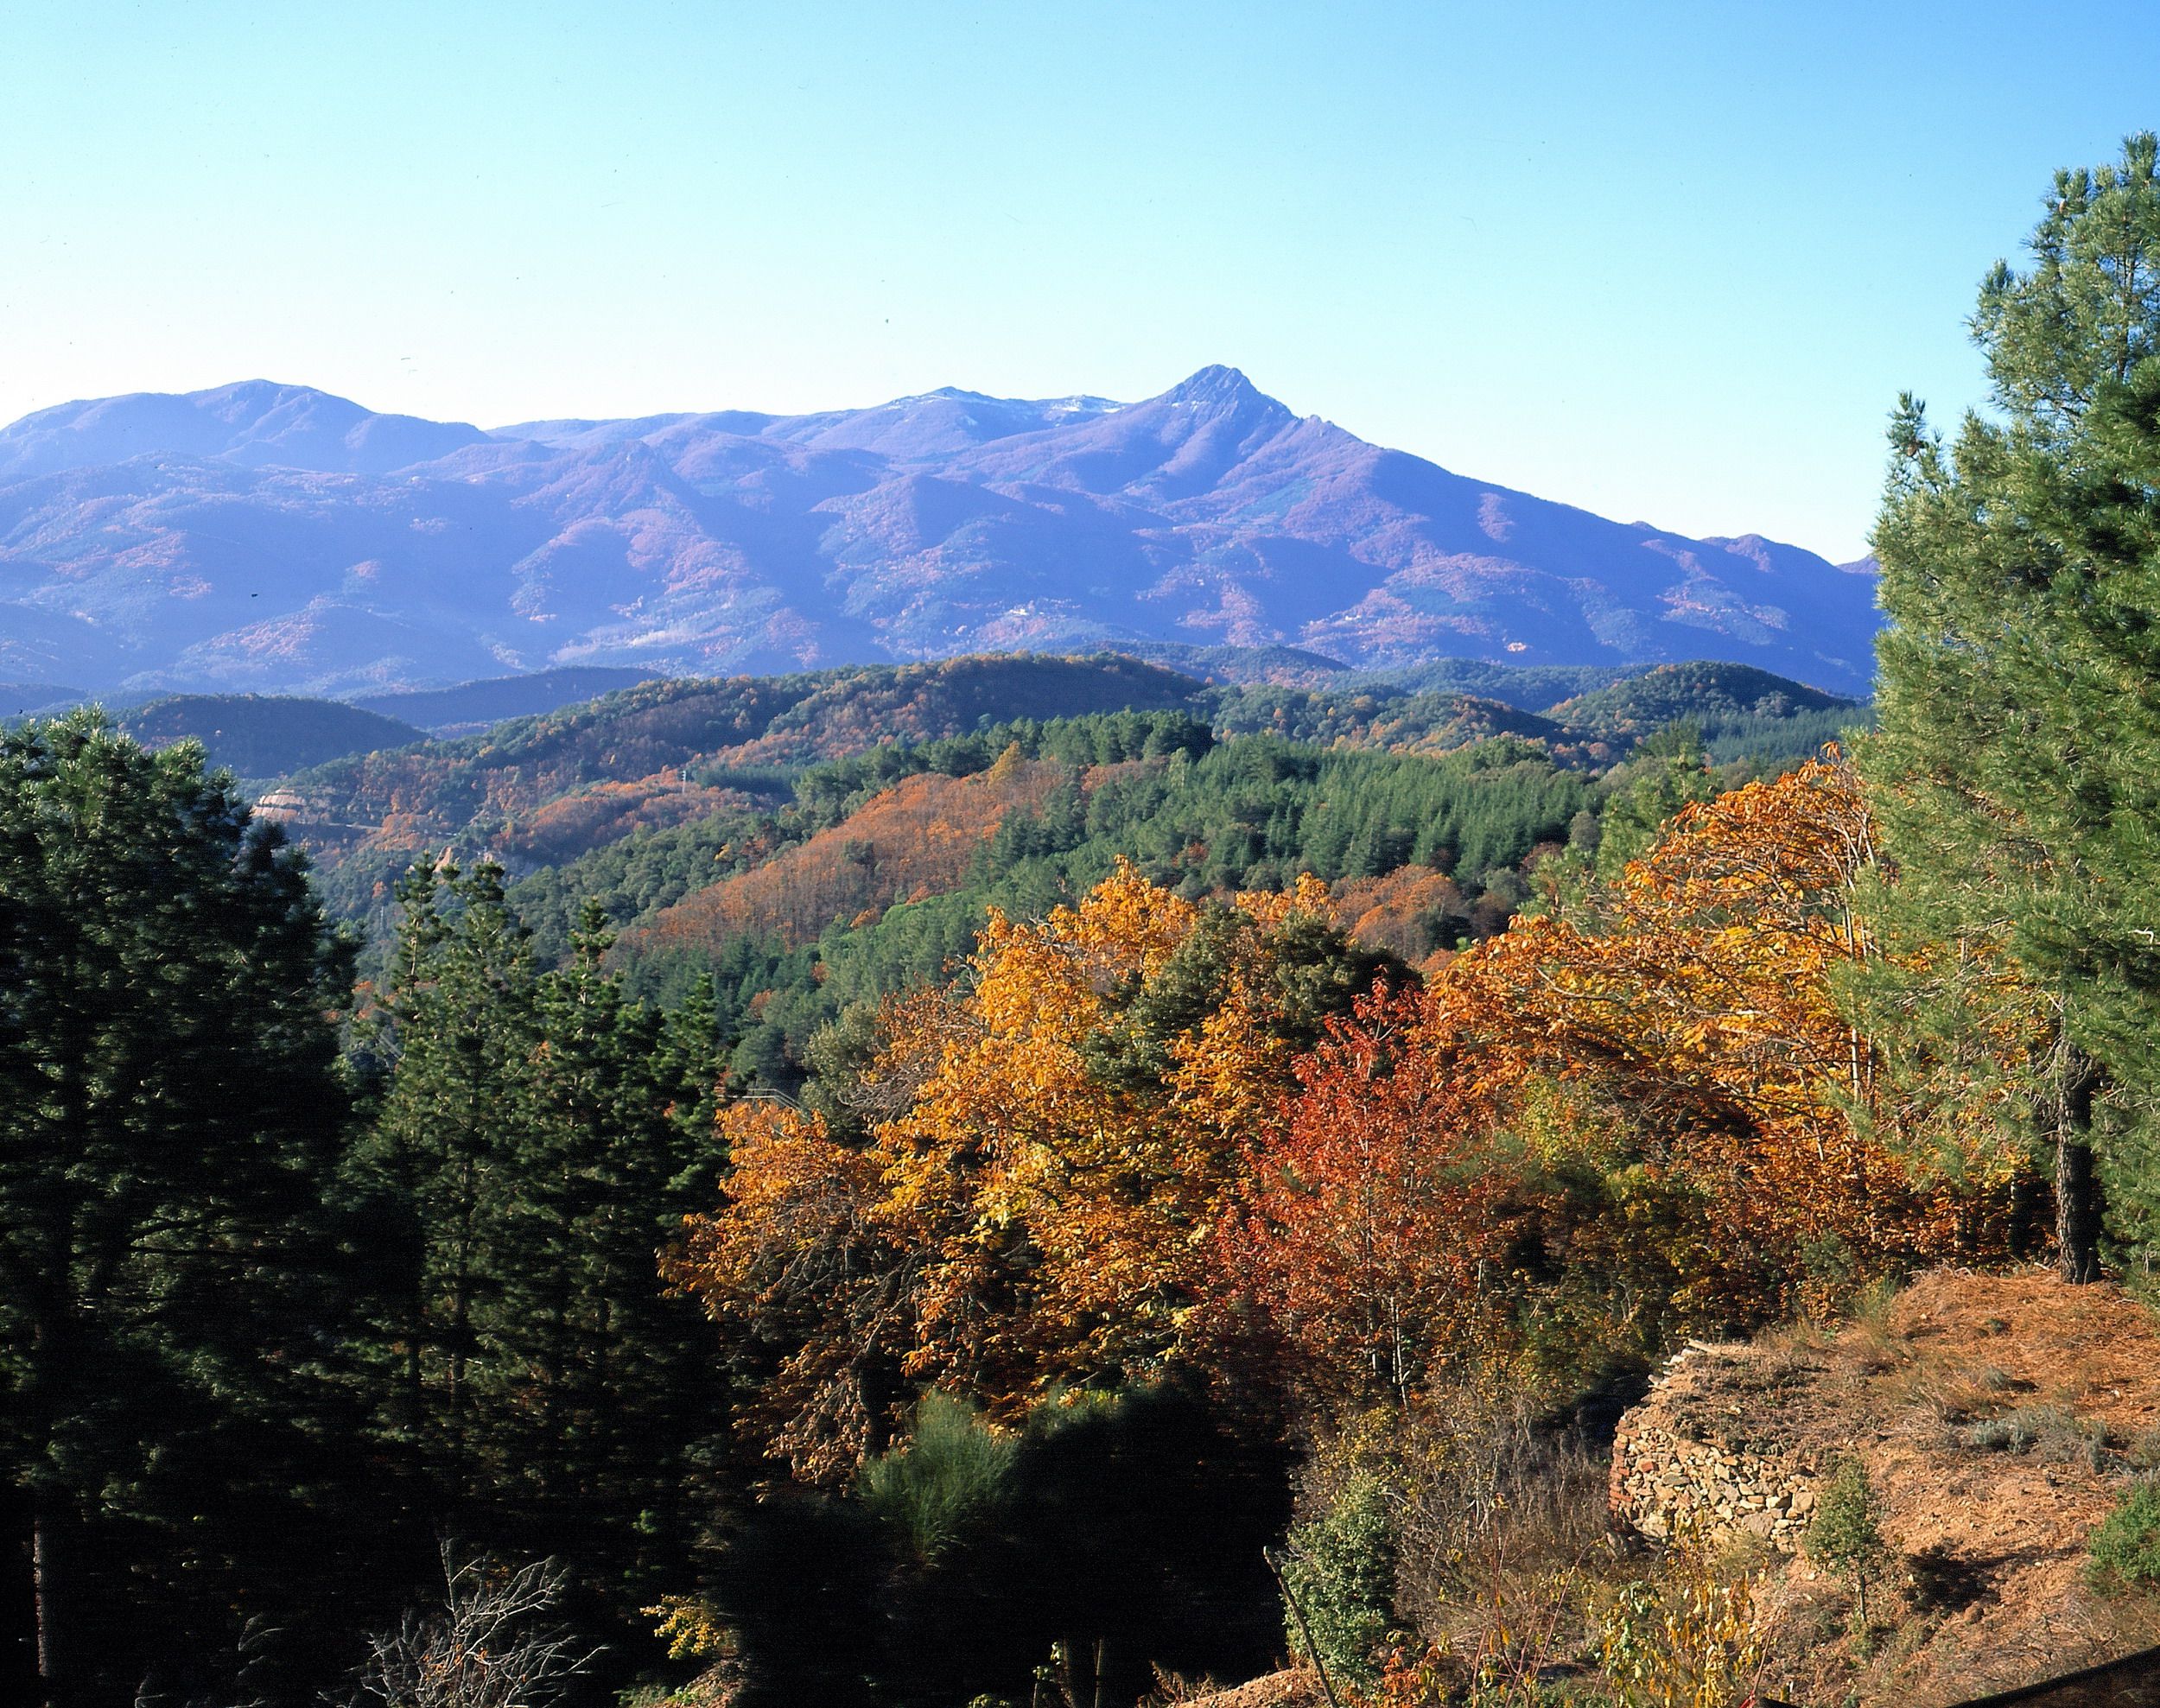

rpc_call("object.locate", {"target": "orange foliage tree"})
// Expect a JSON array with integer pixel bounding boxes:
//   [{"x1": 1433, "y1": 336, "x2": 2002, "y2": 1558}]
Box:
[
  {"x1": 1233, "y1": 755, "x2": 2031, "y2": 1405},
  {"x1": 670, "y1": 861, "x2": 1397, "y2": 1475},
  {"x1": 677, "y1": 757, "x2": 2036, "y2": 1468},
  {"x1": 1458, "y1": 754, "x2": 2023, "y2": 1299}
]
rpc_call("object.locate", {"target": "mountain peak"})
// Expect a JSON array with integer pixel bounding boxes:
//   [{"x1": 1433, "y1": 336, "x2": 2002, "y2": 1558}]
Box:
[
  {"x1": 0, "y1": 372, "x2": 1882, "y2": 697},
  {"x1": 0, "y1": 381, "x2": 489, "y2": 481},
  {"x1": 1162, "y1": 365, "x2": 1268, "y2": 407}
]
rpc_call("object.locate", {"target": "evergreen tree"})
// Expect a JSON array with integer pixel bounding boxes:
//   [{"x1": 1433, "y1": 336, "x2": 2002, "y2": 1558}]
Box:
[
  {"x1": 356, "y1": 869, "x2": 727, "y2": 1614},
  {"x1": 355, "y1": 858, "x2": 542, "y2": 1495},
  {"x1": 0, "y1": 714, "x2": 356, "y2": 1707},
  {"x1": 1593, "y1": 721, "x2": 1715, "y2": 880},
  {"x1": 1865, "y1": 133, "x2": 2160, "y2": 1282}
]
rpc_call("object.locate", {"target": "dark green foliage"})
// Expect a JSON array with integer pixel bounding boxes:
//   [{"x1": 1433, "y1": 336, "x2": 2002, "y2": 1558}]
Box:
[
  {"x1": 1807, "y1": 1453, "x2": 1887, "y2": 1626},
  {"x1": 1547, "y1": 661, "x2": 1852, "y2": 741},
  {"x1": 2087, "y1": 1481, "x2": 2160, "y2": 1592},
  {"x1": 1349, "y1": 657, "x2": 1644, "y2": 711},
  {"x1": 1699, "y1": 700, "x2": 1871, "y2": 768},
  {"x1": 117, "y1": 692, "x2": 429, "y2": 778},
  {"x1": 1862, "y1": 132, "x2": 2160, "y2": 1283},
  {"x1": 715, "y1": 1386, "x2": 1288, "y2": 1708},
  {"x1": 857, "y1": 1394, "x2": 1020, "y2": 1565},
  {"x1": 1280, "y1": 1475, "x2": 1398, "y2": 1690},
  {"x1": 352, "y1": 867, "x2": 728, "y2": 1627},
  {"x1": 0, "y1": 712, "x2": 366, "y2": 1705},
  {"x1": 1206, "y1": 680, "x2": 1566, "y2": 749},
  {"x1": 1591, "y1": 723, "x2": 1719, "y2": 880}
]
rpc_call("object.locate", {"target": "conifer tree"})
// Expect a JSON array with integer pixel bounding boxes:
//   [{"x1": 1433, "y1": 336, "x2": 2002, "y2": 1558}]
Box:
[
  {"x1": 356, "y1": 869, "x2": 727, "y2": 1603},
  {"x1": 356, "y1": 858, "x2": 542, "y2": 1491},
  {"x1": 1865, "y1": 133, "x2": 2160, "y2": 1282},
  {"x1": 0, "y1": 714, "x2": 355, "y2": 1707},
  {"x1": 1593, "y1": 721, "x2": 1715, "y2": 881}
]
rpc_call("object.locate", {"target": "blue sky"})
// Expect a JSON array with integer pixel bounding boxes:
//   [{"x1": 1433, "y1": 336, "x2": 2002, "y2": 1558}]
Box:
[{"x1": 3, "y1": 1, "x2": 2157, "y2": 560}]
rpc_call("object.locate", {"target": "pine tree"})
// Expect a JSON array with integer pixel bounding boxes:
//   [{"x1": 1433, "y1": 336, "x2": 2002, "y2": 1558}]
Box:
[
  {"x1": 1865, "y1": 133, "x2": 2160, "y2": 1283},
  {"x1": 356, "y1": 873, "x2": 727, "y2": 1605},
  {"x1": 0, "y1": 714, "x2": 355, "y2": 1707},
  {"x1": 1593, "y1": 721, "x2": 1715, "y2": 881},
  {"x1": 355, "y1": 857, "x2": 542, "y2": 1495}
]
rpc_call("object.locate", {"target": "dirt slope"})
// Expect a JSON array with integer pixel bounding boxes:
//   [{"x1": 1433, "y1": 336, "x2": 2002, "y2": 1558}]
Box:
[{"x1": 1621, "y1": 1268, "x2": 2160, "y2": 1704}]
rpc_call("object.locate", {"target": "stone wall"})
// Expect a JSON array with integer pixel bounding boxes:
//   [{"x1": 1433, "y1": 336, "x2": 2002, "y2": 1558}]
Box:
[{"x1": 1608, "y1": 1342, "x2": 1822, "y2": 1552}]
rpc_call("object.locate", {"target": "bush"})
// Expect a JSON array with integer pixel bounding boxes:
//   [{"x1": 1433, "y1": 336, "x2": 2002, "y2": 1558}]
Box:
[
  {"x1": 857, "y1": 1392, "x2": 1019, "y2": 1563},
  {"x1": 2088, "y1": 1482, "x2": 2160, "y2": 1592},
  {"x1": 1806, "y1": 1453, "x2": 1887, "y2": 1629},
  {"x1": 1280, "y1": 1473, "x2": 1398, "y2": 1692},
  {"x1": 1598, "y1": 1541, "x2": 1763, "y2": 1708},
  {"x1": 1963, "y1": 1404, "x2": 2108, "y2": 1470},
  {"x1": 358, "y1": 1545, "x2": 593, "y2": 1708}
]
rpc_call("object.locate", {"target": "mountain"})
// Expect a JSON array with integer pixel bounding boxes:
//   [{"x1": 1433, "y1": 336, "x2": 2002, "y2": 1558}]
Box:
[
  {"x1": 0, "y1": 379, "x2": 489, "y2": 481},
  {"x1": 117, "y1": 694, "x2": 429, "y2": 778},
  {"x1": 1545, "y1": 660, "x2": 1855, "y2": 739},
  {"x1": 0, "y1": 680, "x2": 84, "y2": 716},
  {"x1": 0, "y1": 369, "x2": 1881, "y2": 696},
  {"x1": 353, "y1": 665, "x2": 665, "y2": 735}
]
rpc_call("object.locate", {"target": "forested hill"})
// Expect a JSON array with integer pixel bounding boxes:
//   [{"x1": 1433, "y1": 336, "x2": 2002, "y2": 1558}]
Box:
[
  {"x1": 278, "y1": 653, "x2": 1206, "y2": 852},
  {"x1": 117, "y1": 693, "x2": 429, "y2": 778},
  {"x1": 1547, "y1": 659, "x2": 1850, "y2": 736},
  {"x1": 268, "y1": 651, "x2": 1858, "y2": 911},
  {"x1": 251, "y1": 648, "x2": 1865, "y2": 1092}
]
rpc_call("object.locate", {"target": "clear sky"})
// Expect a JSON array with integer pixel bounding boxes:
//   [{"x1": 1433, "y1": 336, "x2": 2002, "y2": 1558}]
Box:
[{"x1": 3, "y1": 1, "x2": 2157, "y2": 561}]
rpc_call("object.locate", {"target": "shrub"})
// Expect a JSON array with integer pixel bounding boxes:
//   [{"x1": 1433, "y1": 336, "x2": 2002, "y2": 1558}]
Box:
[
  {"x1": 1806, "y1": 1454, "x2": 1887, "y2": 1629},
  {"x1": 2088, "y1": 1482, "x2": 2160, "y2": 1593},
  {"x1": 357, "y1": 1545, "x2": 593, "y2": 1708},
  {"x1": 1280, "y1": 1473, "x2": 1398, "y2": 1692},
  {"x1": 1598, "y1": 1540, "x2": 1763, "y2": 1708},
  {"x1": 1962, "y1": 1405, "x2": 2108, "y2": 1470},
  {"x1": 857, "y1": 1392, "x2": 1019, "y2": 1563}
]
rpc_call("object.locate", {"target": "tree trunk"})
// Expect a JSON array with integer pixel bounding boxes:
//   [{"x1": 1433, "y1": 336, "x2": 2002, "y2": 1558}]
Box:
[
  {"x1": 32, "y1": 1494, "x2": 63, "y2": 1708},
  {"x1": 2056, "y1": 1044, "x2": 2104, "y2": 1285}
]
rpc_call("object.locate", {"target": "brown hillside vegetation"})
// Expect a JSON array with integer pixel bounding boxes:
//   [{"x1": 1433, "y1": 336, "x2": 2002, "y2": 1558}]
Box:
[
  {"x1": 1617, "y1": 1269, "x2": 2160, "y2": 1705},
  {"x1": 500, "y1": 771, "x2": 760, "y2": 865},
  {"x1": 629, "y1": 750, "x2": 1062, "y2": 951}
]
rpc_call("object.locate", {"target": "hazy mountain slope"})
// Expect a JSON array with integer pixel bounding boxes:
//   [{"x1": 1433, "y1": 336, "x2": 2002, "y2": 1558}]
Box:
[
  {"x1": 353, "y1": 666, "x2": 664, "y2": 734},
  {"x1": 0, "y1": 379, "x2": 488, "y2": 479},
  {"x1": 118, "y1": 694, "x2": 429, "y2": 777},
  {"x1": 0, "y1": 681, "x2": 84, "y2": 716},
  {"x1": 0, "y1": 371, "x2": 1880, "y2": 695}
]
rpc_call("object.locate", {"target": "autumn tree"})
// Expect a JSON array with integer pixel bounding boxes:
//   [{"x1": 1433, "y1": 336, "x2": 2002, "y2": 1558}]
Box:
[
  {"x1": 1231, "y1": 984, "x2": 1525, "y2": 1406},
  {"x1": 1865, "y1": 132, "x2": 2160, "y2": 1282},
  {"x1": 673, "y1": 862, "x2": 1399, "y2": 1473},
  {"x1": 1236, "y1": 757, "x2": 2025, "y2": 1406}
]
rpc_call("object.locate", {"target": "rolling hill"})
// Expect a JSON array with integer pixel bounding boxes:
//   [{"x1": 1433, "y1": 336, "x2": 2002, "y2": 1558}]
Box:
[
  {"x1": 0, "y1": 370, "x2": 1881, "y2": 697},
  {"x1": 117, "y1": 693, "x2": 429, "y2": 777}
]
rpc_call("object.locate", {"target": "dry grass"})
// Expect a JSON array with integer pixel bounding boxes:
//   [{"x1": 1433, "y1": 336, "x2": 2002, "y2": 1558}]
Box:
[{"x1": 1699, "y1": 1267, "x2": 2160, "y2": 1705}]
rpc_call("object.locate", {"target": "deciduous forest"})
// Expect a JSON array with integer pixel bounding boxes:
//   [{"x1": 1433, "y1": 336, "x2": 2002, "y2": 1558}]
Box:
[{"x1": 10, "y1": 136, "x2": 2160, "y2": 1708}]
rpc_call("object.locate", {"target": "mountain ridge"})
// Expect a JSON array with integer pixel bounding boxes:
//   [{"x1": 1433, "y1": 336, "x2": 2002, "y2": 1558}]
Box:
[{"x1": 0, "y1": 370, "x2": 1880, "y2": 695}]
